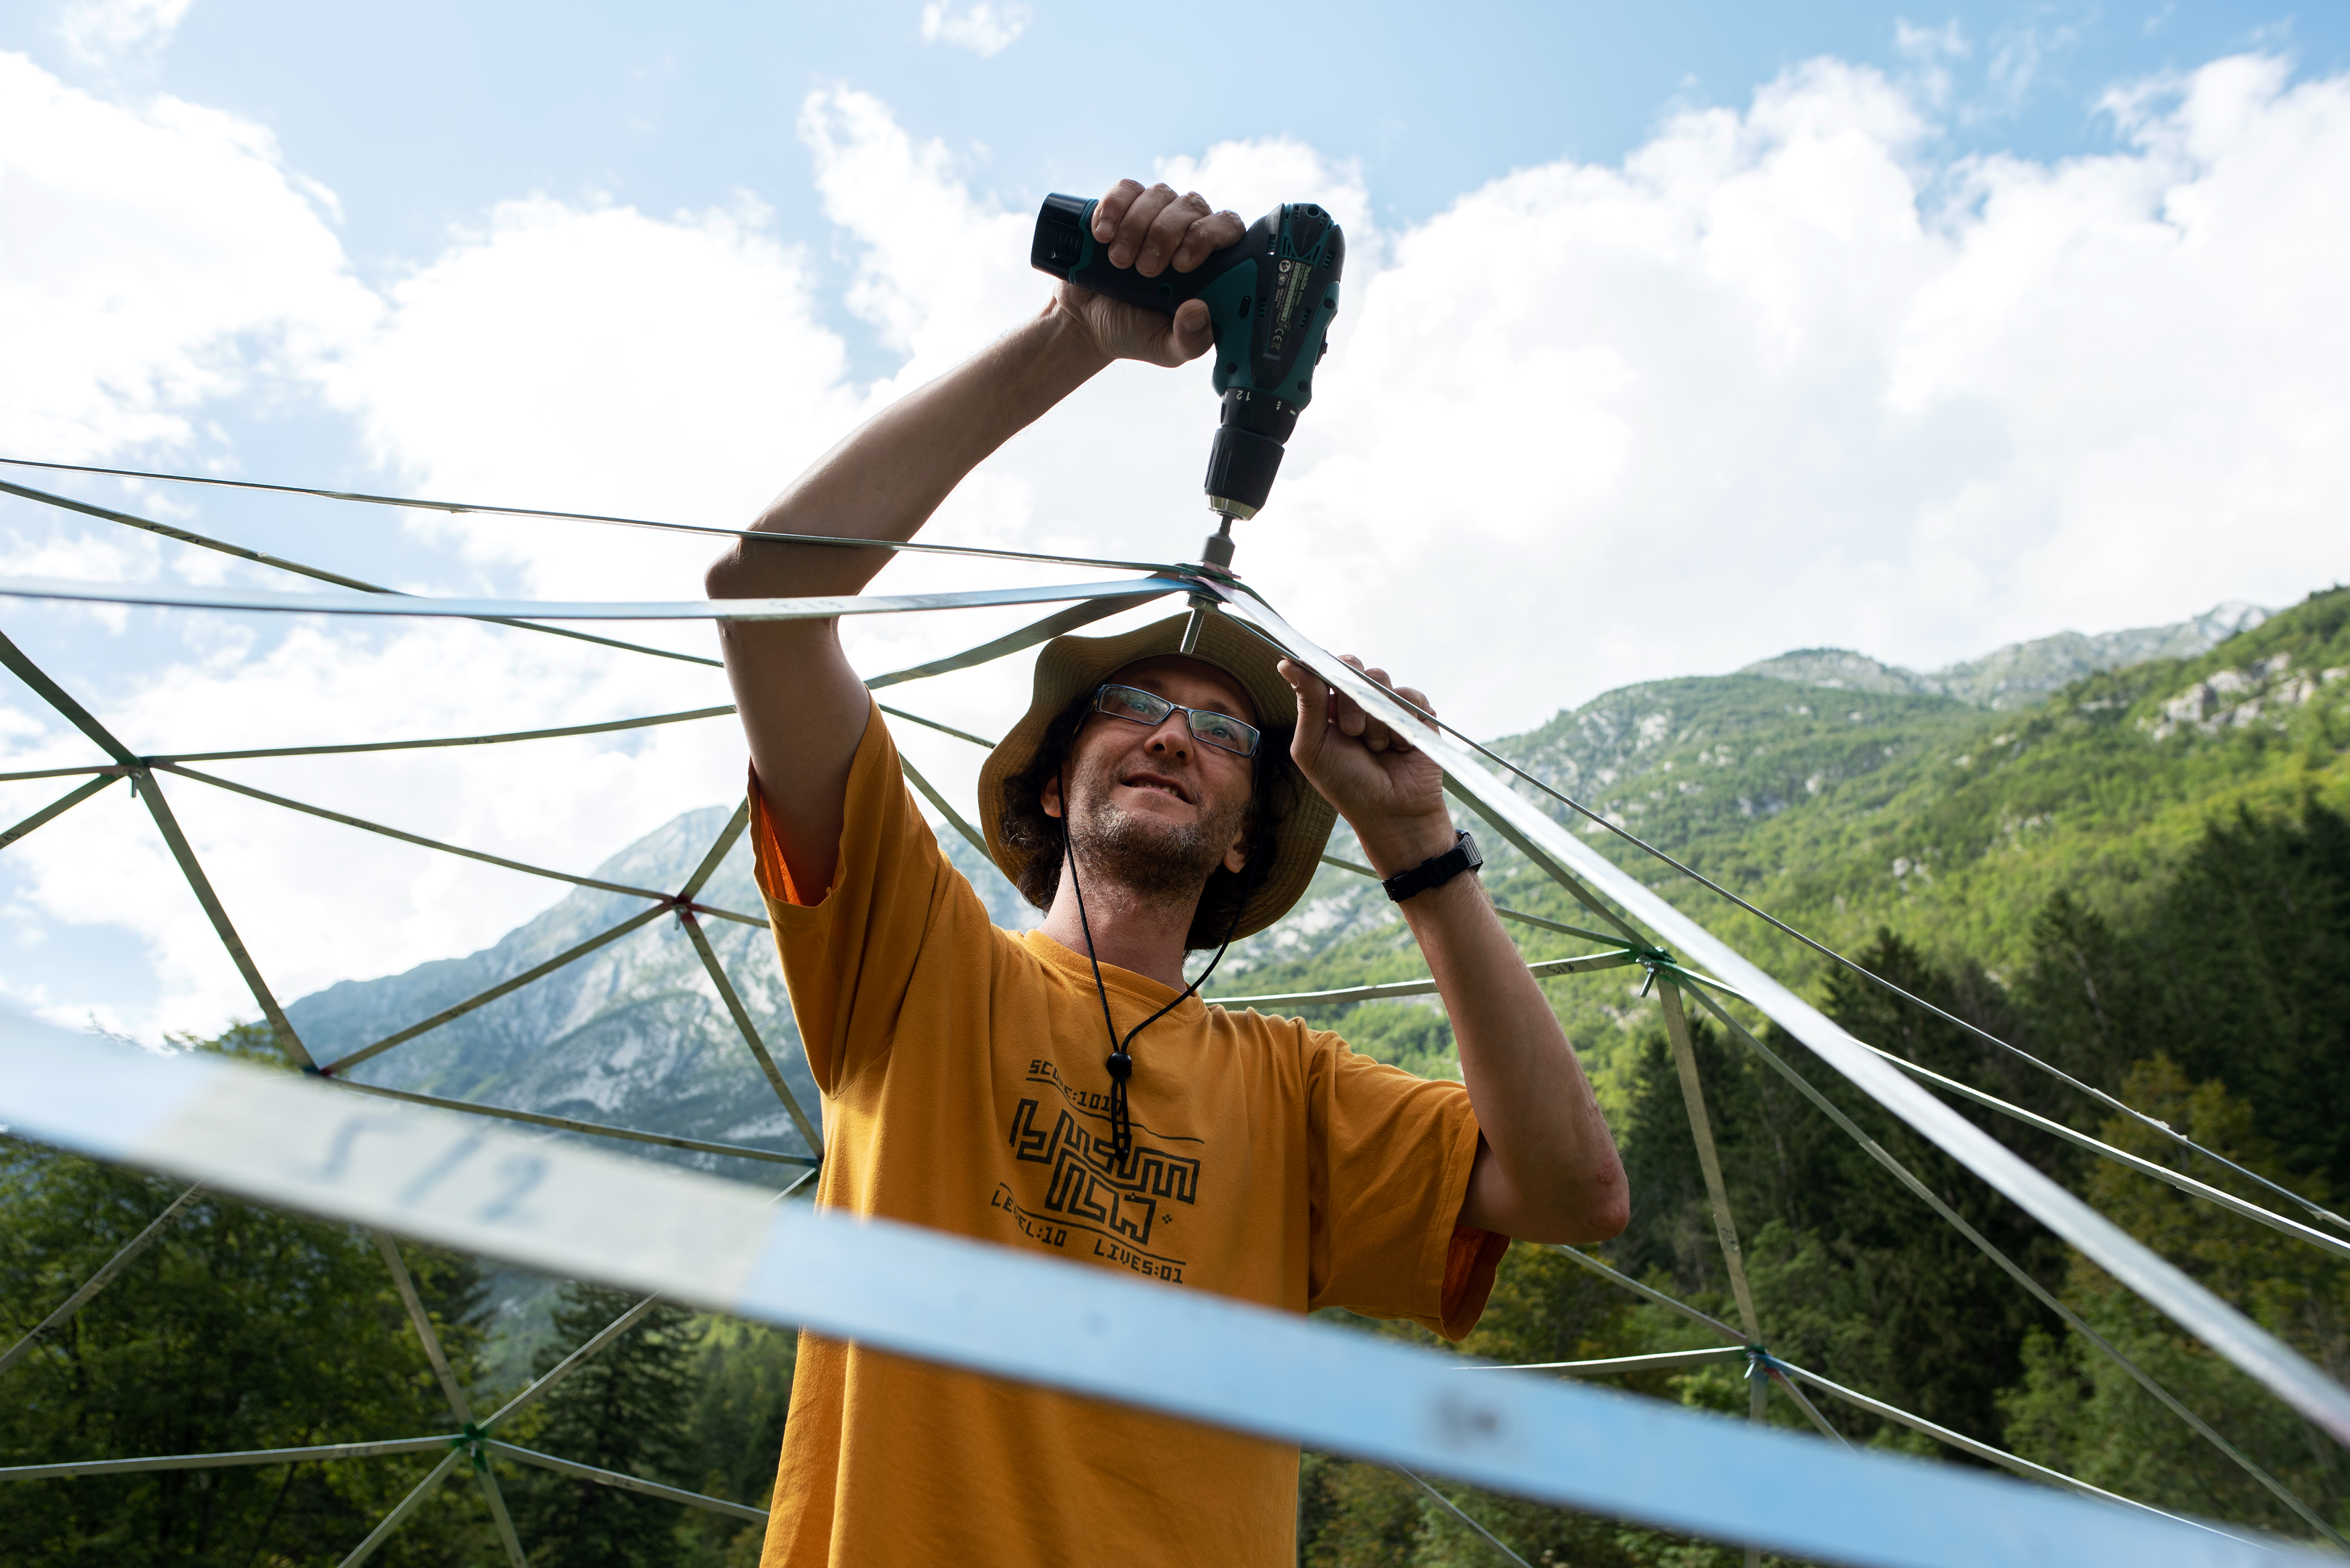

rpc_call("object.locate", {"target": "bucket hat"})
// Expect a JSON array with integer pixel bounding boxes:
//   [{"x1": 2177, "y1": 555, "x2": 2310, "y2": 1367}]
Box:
[{"x1": 977, "y1": 610, "x2": 1337, "y2": 941}]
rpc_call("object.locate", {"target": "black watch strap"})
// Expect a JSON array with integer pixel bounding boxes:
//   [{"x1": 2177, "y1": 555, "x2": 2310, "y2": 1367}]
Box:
[{"x1": 1382, "y1": 831, "x2": 1483, "y2": 902}]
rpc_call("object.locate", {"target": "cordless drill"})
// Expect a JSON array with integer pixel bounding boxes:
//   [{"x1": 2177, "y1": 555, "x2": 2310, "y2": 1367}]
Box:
[{"x1": 1031, "y1": 193, "x2": 1346, "y2": 575}]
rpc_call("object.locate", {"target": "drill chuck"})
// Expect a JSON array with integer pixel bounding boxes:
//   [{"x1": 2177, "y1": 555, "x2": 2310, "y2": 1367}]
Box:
[
  {"x1": 1032, "y1": 192, "x2": 1344, "y2": 530},
  {"x1": 1204, "y1": 399, "x2": 1286, "y2": 520}
]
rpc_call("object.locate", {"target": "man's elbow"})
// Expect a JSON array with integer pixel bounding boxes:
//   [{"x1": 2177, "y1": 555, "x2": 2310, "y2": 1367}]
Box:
[
  {"x1": 1568, "y1": 1179, "x2": 1631, "y2": 1245},
  {"x1": 1536, "y1": 1163, "x2": 1630, "y2": 1246},
  {"x1": 705, "y1": 547, "x2": 753, "y2": 601}
]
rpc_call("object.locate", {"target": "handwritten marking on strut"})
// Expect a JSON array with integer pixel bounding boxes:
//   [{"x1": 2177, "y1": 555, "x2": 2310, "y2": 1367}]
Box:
[
  {"x1": 395, "y1": 1130, "x2": 485, "y2": 1206},
  {"x1": 1427, "y1": 1391, "x2": 1509, "y2": 1453},
  {"x1": 286, "y1": 1114, "x2": 545, "y2": 1230},
  {"x1": 291, "y1": 1114, "x2": 399, "y2": 1183},
  {"x1": 476, "y1": 1153, "x2": 547, "y2": 1225}
]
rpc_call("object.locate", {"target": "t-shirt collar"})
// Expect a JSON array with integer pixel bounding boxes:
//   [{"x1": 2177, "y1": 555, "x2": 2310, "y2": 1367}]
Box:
[{"x1": 1022, "y1": 930, "x2": 1210, "y2": 1022}]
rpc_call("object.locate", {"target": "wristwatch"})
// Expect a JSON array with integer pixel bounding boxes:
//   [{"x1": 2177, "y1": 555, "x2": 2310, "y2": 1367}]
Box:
[{"x1": 1382, "y1": 831, "x2": 1483, "y2": 902}]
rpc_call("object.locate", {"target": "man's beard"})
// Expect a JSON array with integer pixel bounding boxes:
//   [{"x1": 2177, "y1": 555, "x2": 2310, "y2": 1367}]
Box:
[{"x1": 1064, "y1": 763, "x2": 1250, "y2": 911}]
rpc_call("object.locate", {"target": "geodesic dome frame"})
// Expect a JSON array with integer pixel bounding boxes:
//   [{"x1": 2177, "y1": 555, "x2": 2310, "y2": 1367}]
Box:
[{"x1": 1, "y1": 456, "x2": 2345, "y2": 1567}]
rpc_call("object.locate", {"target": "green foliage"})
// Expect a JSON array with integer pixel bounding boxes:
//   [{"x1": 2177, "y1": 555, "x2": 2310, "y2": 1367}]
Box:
[
  {"x1": 1289, "y1": 593, "x2": 2350, "y2": 1555},
  {"x1": 508, "y1": 1283, "x2": 699, "y2": 1568},
  {"x1": 1334, "y1": 1001, "x2": 1459, "y2": 1080},
  {"x1": 1299, "y1": 1246, "x2": 1736, "y2": 1567},
  {"x1": 0, "y1": 1031, "x2": 493, "y2": 1566},
  {"x1": 2027, "y1": 801, "x2": 2350, "y2": 1188},
  {"x1": 1647, "y1": 586, "x2": 2350, "y2": 989},
  {"x1": 673, "y1": 1316, "x2": 796, "y2": 1568},
  {"x1": 0, "y1": 1014, "x2": 802, "y2": 1567},
  {"x1": 1602, "y1": 939, "x2": 2061, "y2": 1449},
  {"x1": 501, "y1": 1289, "x2": 794, "y2": 1568},
  {"x1": 1998, "y1": 1059, "x2": 2350, "y2": 1532},
  {"x1": 15, "y1": 595, "x2": 2350, "y2": 1563}
]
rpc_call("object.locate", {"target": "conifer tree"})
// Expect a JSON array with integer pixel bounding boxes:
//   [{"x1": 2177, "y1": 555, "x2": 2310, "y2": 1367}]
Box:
[
  {"x1": 1, "y1": 1025, "x2": 491, "y2": 1566},
  {"x1": 512, "y1": 1283, "x2": 698, "y2": 1568}
]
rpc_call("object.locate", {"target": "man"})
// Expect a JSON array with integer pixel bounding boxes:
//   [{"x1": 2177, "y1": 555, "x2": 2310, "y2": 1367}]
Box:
[{"x1": 708, "y1": 179, "x2": 1626, "y2": 1567}]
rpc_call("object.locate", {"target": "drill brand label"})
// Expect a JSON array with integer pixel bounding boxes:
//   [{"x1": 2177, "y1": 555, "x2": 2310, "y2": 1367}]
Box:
[{"x1": 1266, "y1": 255, "x2": 1319, "y2": 360}]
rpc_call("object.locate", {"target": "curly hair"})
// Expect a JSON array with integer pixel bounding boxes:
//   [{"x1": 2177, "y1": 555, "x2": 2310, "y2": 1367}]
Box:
[{"x1": 996, "y1": 689, "x2": 1301, "y2": 950}]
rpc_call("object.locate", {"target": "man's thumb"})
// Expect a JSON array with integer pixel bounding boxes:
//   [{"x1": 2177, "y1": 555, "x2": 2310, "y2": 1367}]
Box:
[{"x1": 1170, "y1": 299, "x2": 1213, "y2": 360}]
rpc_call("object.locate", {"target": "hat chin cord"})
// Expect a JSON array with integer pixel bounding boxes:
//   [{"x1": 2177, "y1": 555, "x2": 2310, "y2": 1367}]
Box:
[{"x1": 1056, "y1": 764, "x2": 1258, "y2": 1167}]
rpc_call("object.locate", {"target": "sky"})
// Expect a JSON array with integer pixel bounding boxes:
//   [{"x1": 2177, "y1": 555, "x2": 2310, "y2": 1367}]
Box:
[{"x1": 3, "y1": 0, "x2": 2347, "y2": 1042}]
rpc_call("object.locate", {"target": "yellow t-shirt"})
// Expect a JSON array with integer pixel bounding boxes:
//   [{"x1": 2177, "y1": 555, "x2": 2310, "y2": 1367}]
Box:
[{"x1": 753, "y1": 701, "x2": 1505, "y2": 1568}]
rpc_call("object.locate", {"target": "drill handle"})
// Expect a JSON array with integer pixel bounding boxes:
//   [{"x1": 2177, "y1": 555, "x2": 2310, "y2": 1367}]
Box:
[{"x1": 1030, "y1": 194, "x2": 1249, "y2": 315}]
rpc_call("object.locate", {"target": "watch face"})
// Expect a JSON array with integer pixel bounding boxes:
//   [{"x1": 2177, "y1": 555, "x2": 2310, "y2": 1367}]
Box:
[{"x1": 1460, "y1": 832, "x2": 1483, "y2": 870}]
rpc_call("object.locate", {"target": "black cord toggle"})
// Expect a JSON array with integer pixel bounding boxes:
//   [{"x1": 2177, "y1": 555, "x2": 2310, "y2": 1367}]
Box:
[
  {"x1": 1105, "y1": 1051, "x2": 1135, "y2": 1163},
  {"x1": 1058, "y1": 763, "x2": 1258, "y2": 1179}
]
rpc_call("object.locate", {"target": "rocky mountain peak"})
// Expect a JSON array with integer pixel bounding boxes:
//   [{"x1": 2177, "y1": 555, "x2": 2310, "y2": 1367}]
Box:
[{"x1": 1738, "y1": 600, "x2": 2271, "y2": 710}]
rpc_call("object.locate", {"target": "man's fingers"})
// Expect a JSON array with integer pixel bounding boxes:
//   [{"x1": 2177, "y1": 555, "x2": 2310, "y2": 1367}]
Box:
[
  {"x1": 1397, "y1": 686, "x2": 1436, "y2": 728},
  {"x1": 1319, "y1": 655, "x2": 1432, "y2": 754},
  {"x1": 1107, "y1": 183, "x2": 1179, "y2": 270},
  {"x1": 1137, "y1": 191, "x2": 1211, "y2": 279},
  {"x1": 1172, "y1": 209, "x2": 1246, "y2": 271},
  {"x1": 1330, "y1": 655, "x2": 1369, "y2": 736},
  {"x1": 1091, "y1": 179, "x2": 1145, "y2": 241}
]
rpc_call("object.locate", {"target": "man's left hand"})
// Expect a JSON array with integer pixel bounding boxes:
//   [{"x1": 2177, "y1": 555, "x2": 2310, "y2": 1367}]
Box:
[{"x1": 1278, "y1": 656, "x2": 1456, "y2": 875}]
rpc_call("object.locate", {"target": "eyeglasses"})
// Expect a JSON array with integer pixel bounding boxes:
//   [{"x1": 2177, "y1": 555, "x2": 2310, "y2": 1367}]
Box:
[{"x1": 1090, "y1": 683, "x2": 1262, "y2": 758}]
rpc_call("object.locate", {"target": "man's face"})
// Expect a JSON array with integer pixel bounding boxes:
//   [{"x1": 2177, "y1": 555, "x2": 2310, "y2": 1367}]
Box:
[{"x1": 1046, "y1": 656, "x2": 1261, "y2": 897}]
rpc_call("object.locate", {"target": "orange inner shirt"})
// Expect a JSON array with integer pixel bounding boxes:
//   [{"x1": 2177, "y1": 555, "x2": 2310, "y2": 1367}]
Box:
[{"x1": 753, "y1": 699, "x2": 1507, "y2": 1568}]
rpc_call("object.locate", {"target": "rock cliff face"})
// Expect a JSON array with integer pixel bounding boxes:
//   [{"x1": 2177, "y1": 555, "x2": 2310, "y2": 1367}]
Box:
[
  {"x1": 279, "y1": 799, "x2": 1044, "y2": 1369},
  {"x1": 1480, "y1": 675, "x2": 1978, "y2": 851},
  {"x1": 285, "y1": 600, "x2": 2278, "y2": 1171},
  {"x1": 1738, "y1": 601, "x2": 2269, "y2": 710},
  {"x1": 283, "y1": 803, "x2": 1039, "y2": 1180}
]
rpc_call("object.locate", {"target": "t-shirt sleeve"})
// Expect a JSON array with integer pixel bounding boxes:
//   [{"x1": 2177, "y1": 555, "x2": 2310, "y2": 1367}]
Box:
[
  {"x1": 748, "y1": 697, "x2": 988, "y2": 1095},
  {"x1": 1305, "y1": 1041, "x2": 1507, "y2": 1340}
]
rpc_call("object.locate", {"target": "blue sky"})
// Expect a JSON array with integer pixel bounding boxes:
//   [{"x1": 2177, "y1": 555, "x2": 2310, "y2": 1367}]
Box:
[
  {"x1": 23, "y1": 1, "x2": 2345, "y2": 372},
  {"x1": 3, "y1": 0, "x2": 2347, "y2": 1038}
]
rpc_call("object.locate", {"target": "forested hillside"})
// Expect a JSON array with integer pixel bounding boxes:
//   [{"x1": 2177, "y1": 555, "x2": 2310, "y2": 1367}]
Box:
[
  {"x1": 1282, "y1": 588, "x2": 2350, "y2": 1561},
  {"x1": 7, "y1": 589, "x2": 2347, "y2": 1564}
]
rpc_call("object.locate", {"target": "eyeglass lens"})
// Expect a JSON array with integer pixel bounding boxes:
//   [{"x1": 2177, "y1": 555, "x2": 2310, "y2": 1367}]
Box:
[{"x1": 1094, "y1": 685, "x2": 1260, "y2": 757}]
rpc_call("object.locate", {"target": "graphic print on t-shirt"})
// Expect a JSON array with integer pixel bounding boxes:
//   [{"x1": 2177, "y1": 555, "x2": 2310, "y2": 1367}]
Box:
[{"x1": 994, "y1": 1060, "x2": 1202, "y2": 1283}]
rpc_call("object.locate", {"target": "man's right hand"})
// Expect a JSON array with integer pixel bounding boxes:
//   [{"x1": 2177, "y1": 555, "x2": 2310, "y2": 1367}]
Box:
[
  {"x1": 1051, "y1": 180, "x2": 1245, "y2": 368},
  {"x1": 713, "y1": 177, "x2": 1246, "y2": 895}
]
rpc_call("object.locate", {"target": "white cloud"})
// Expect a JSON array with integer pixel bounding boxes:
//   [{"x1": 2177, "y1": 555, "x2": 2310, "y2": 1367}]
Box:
[
  {"x1": 332, "y1": 191, "x2": 858, "y2": 603},
  {"x1": 799, "y1": 88, "x2": 1036, "y2": 374},
  {"x1": 1, "y1": 612, "x2": 749, "y2": 1035},
  {"x1": 919, "y1": 1, "x2": 1031, "y2": 58},
  {"x1": 7, "y1": 50, "x2": 2350, "y2": 1040},
  {"x1": 60, "y1": 0, "x2": 194, "y2": 62},
  {"x1": 1254, "y1": 52, "x2": 2350, "y2": 718},
  {"x1": 0, "y1": 51, "x2": 377, "y2": 462}
]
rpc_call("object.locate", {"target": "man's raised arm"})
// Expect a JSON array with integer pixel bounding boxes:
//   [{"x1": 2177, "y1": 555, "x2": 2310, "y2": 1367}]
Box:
[
  {"x1": 706, "y1": 182, "x2": 1243, "y2": 897},
  {"x1": 1280, "y1": 656, "x2": 1630, "y2": 1246}
]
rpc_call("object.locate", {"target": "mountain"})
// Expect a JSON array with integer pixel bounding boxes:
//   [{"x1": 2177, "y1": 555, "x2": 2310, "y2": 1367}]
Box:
[
  {"x1": 1740, "y1": 601, "x2": 2270, "y2": 709},
  {"x1": 1224, "y1": 599, "x2": 2287, "y2": 1003},
  {"x1": 273, "y1": 590, "x2": 2349, "y2": 1363},
  {"x1": 1216, "y1": 589, "x2": 2350, "y2": 1104},
  {"x1": 289, "y1": 812, "x2": 1037, "y2": 1161},
  {"x1": 288, "y1": 806, "x2": 806, "y2": 1168},
  {"x1": 281, "y1": 805, "x2": 1039, "y2": 1375},
  {"x1": 283, "y1": 593, "x2": 2341, "y2": 1140}
]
